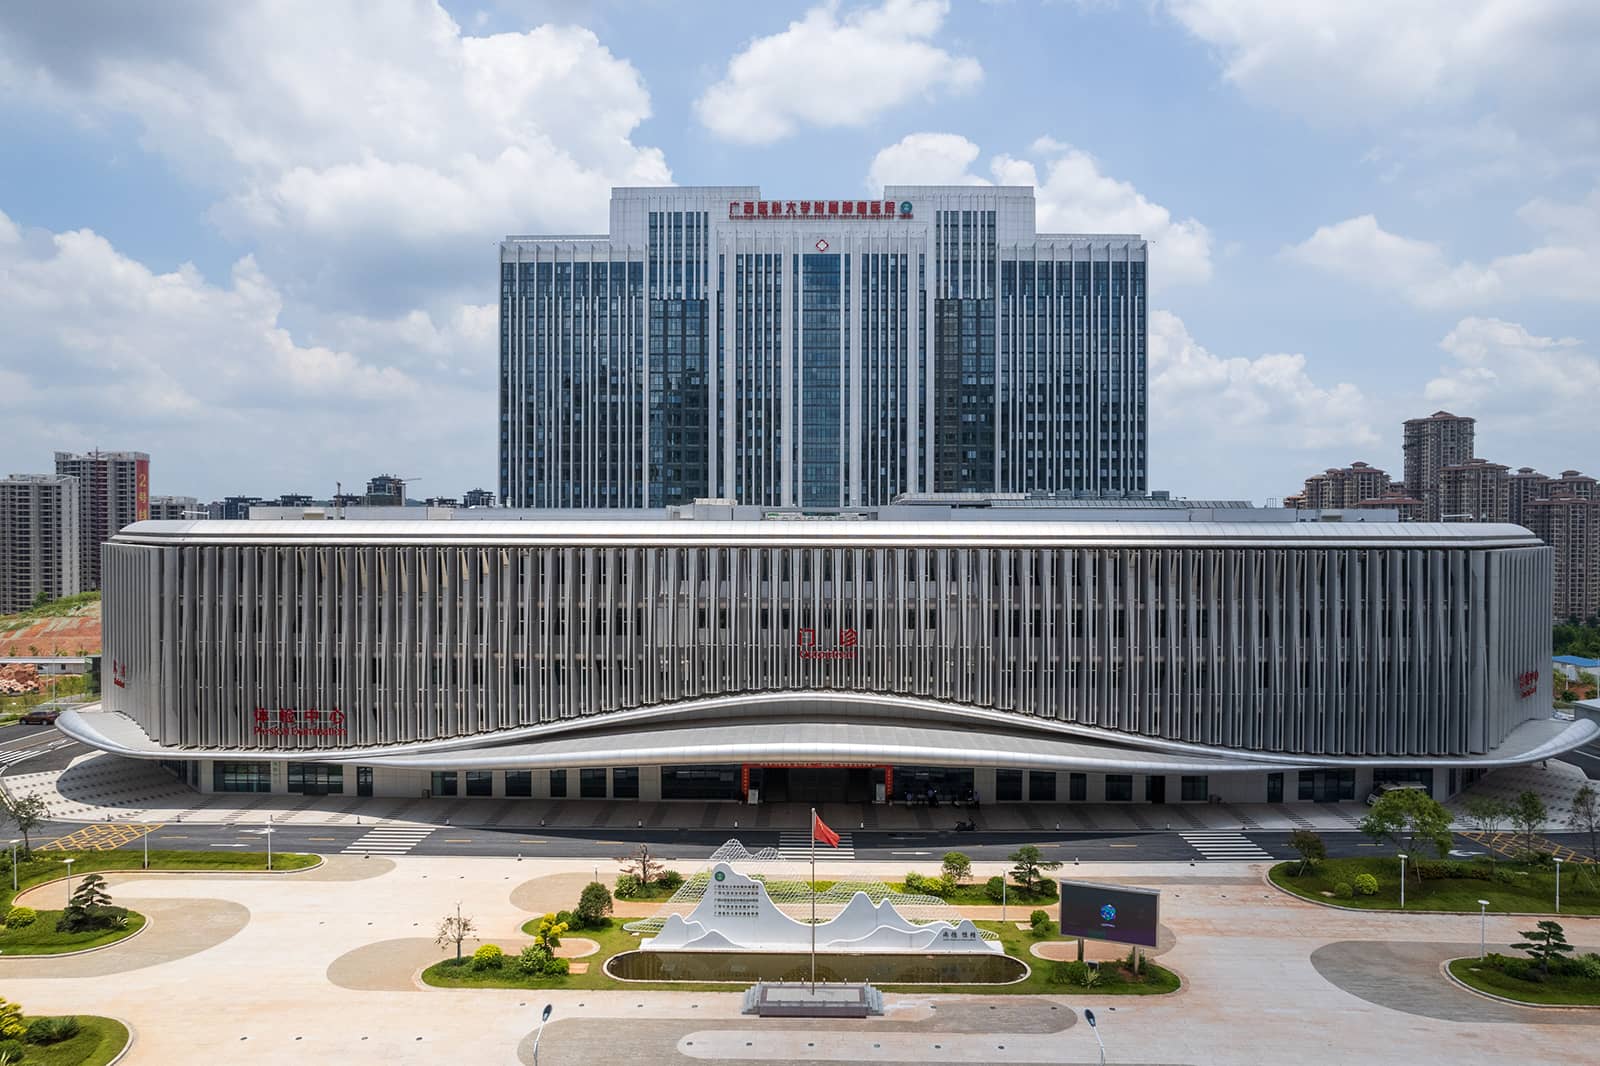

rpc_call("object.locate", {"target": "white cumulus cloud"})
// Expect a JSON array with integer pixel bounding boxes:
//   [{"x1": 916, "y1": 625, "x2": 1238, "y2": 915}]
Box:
[
  {"x1": 696, "y1": 0, "x2": 982, "y2": 145},
  {"x1": 1424, "y1": 318, "x2": 1600, "y2": 440},
  {"x1": 868, "y1": 133, "x2": 1214, "y2": 286}
]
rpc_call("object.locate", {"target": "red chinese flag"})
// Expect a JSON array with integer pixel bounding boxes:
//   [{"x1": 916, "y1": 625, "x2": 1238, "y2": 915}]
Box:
[{"x1": 812, "y1": 812, "x2": 841, "y2": 848}]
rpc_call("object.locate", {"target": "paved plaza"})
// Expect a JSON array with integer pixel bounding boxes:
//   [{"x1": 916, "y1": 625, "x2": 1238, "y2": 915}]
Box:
[{"x1": 2, "y1": 853, "x2": 1597, "y2": 1064}]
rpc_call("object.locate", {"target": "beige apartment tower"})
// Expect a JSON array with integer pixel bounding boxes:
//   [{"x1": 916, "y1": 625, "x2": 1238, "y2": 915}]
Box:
[
  {"x1": 53, "y1": 450, "x2": 149, "y2": 591},
  {"x1": 1404, "y1": 411, "x2": 1475, "y2": 522},
  {"x1": 0, "y1": 474, "x2": 82, "y2": 614}
]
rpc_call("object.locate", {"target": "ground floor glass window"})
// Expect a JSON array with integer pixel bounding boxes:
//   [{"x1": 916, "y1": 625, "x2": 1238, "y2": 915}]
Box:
[
  {"x1": 287, "y1": 763, "x2": 343, "y2": 795},
  {"x1": 431, "y1": 771, "x2": 458, "y2": 797},
  {"x1": 612, "y1": 767, "x2": 639, "y2": 799},
  {"x1": 661, "y1": 765, "x2": 739, "y2": 800},
  {"x1": 549, "y1": 769, "x2": 567, "y2": 798},
  {"x1": 1105, "y1": 774, "x2": 1133, "y2": 802},
  {"x1": 465, "y1": 770, "x2": 493, "y2": 797},
  {"x1": 1181, "y1": 775, "x2": 1209, "y2": 802},
  {"x1": 505, "y1": 771, "x2": 532, "y2": 798},
  {"x1": 213, "y1": 761, "x2": 270, "y2": 793},
  {"x1": 580, "y1": 768, "x2": 607, "y2": 798},
  {"x1": 1028, "y1": 772, "x2": 1057, "y2": 802},
  {"x1": 995, "y1": 769, "x2": 1023, "y2": 802},
  {"x1": 1069, "y1": 772, "x2": 1087, "y2": 802}
]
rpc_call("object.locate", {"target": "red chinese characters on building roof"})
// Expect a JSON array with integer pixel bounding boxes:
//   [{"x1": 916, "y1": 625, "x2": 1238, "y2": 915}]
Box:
[{"x1": 730, "y1": 200, "x2": 913, "y2": 220}]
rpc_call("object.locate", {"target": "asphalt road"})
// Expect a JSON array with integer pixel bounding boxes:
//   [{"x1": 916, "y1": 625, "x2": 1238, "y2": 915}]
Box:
[{"x1": 1567, "y1": 742, "x2": 1600, "y2": 780}]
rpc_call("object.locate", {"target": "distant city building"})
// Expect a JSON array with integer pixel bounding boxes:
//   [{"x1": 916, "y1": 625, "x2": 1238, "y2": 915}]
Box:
[
  {"x1": 53, "y1": 450, "x2": 148, "y2": 590},
  {"x1": 501, "y1": 185, "x2": 1148, "y2": 509},
  {"x1": 215, "y1": 496, "x2": 264, "y2": 521},
  {"x1": 0, "y1": 474, "x2": 81, "y2": 613},
  {"x1": 1508, "y1": 468, "x2": 1552, "y2": 529},
  {"x1": 1352, "y1": 489, "x2": 1424, "y2": 523},
  {"x1": 148, "y1": 495, "x2": 201, "y2": 521},
  {"x1": 424, "y1": 497, "x2": 461, "y2": 508},
  {"x1": 1403, "y1": 410, "x2": 1475, "y2": 522},
  {"x1": 1440, "y1": 458, "x2": 1510, "y2": 523},
  {"x1": 463, "y1": 488, "x2": 495, "y2": 509},
  {"x1": 1527, "y1": 484, "x2": 1600, "y2": 622},
  {"x1": 276, "y1": 494, "x2": 313, "y2": 508},
  {"x1": 365, "y1": 475, "x2": 407, "y2": 507},
  {"x1": 1550, "y1": 470, "x2": 1596, "y2": 500},
  {"x1": 1300, "y1": 461, "x2": 1391, "y2": 510}
]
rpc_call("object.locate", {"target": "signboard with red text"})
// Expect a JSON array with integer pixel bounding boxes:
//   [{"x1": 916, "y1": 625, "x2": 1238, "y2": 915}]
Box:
[{"x1": 728, "y1": 199, "x2": 913, "y2": 221}]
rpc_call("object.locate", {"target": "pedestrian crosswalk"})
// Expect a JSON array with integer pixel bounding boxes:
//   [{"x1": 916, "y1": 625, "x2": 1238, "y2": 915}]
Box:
[
  {"x1": 0, "y1": 738, "x2": 72, "y2": 772},
  {"x1": 776, "y1": 830, "x2": 856, "y2": 860},
  {"x1": 342, "y1": 825, "x2": 436, "y2": 855},
  {"x1": 1179, "y1": 830, "x2": 1273, "y2": 861}
]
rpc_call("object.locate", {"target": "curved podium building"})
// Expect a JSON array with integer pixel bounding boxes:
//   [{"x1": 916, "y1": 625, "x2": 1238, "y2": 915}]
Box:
[{"x1": 61, "y1": 516, "x2": 1595, "y2": 804}]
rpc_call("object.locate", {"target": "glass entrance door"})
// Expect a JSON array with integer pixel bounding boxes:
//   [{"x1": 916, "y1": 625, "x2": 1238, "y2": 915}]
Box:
[{"x1": 357, "y1": 766, "x2": 373, "y2": 797}]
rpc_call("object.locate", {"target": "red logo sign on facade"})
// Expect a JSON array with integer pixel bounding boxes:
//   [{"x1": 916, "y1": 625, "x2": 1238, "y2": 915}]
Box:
[
  {"x1": 253, "y1": 708, "x2": 349, "y2": 738},
  {"x1": 729, "y1": 199, "x2": 913, "y2": 221},
  {"x1": 110, "y1": 659, "x2": 127, "y2": 688},
  {"x1": 798, "y1": 628, "x2": 859, "y2": 660},
  {"x1": 1517, "y1": 670, "x2": 1539, "y2": 699},
  {"x1": 134, "y1": 459, "x2": 150, "y2": 522}
]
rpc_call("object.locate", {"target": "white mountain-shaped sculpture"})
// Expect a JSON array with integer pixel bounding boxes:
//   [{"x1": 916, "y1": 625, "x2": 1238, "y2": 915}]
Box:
[{"x1": 642, "y1": 863, "x2": 999, "y2": 954}]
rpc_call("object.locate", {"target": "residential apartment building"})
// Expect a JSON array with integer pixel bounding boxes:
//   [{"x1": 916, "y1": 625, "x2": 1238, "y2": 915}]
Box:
[
  {"x1": 1440, "y1": 458, "x2": 1510, "y2": 523},
  {"x1": 1301, "y1": 462, "x2": 1391, "y2": 510},
  {"x1": 0, "y1": 474, "x2": 81, "y2": 613},
  {"x1": 1404, "y1": 410, "x2": 1475, "y2": 522},
  {"x1": 1527, "y1": 488, "x2": 1600, "y2": 622},
  {"x1": 1508, "y1": 468, "x2": 1552, "y2": 529},
  {"x1": 53, "y1": 450, "x2": 148, "y2": 591},
  {"x1": 149, "y1": 495, "x2": 202, "y2": 521}
]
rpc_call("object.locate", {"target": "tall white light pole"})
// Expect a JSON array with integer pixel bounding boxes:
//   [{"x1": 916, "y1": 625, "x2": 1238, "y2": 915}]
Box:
[
  {"x1": 63, "y1": 857, "x2": 75, "y2": 904},
  {"x1": 265, "y1": 815, "x2": 274, "y2": 872},
  {"x1": 1084, "y1": 1008, "x2": 1106, "y2": 1066},
  {"x1": 532, "y1": 1003, "x2": 553, "y2": 1062},
  {"x1": 1398, "y1": 853, "x2": 1407, "y2": 909},
  {"x1": 1554, "y1": 857, "x2": 1564, "y2": 913},
  {"x1": 8, "y1": 840, "x2": 17, "y2": 893},
  {"x1": 1478, "y1": 899, "x2": 1491, "y2": 958},
  {"x1": 142, "y1": 825, "x2": 149, "y2": 870}
]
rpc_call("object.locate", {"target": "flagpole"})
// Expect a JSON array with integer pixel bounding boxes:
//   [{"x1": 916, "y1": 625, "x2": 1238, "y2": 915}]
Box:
[{"x1": 810, "y1": 806, "x2": 817, "y2": 993}]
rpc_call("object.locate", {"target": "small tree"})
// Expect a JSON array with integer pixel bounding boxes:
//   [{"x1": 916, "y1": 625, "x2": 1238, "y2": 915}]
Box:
[
  {"x1": 435, "y1": 903, "x2": 477, "y2": 962},
  {"x1": 941, "y1": 851, "x2": 972, "y2": 886},
  {"x1": 0, "y1": 997, "x2": 23, "y2": 1039},
  {"x1": 1288, "y1": 829, "x2": 1326, "y2": 876},
  {"x1": 0, "y1": 793, "x2": 49, "y2": 856},
  {"x1": 1570, "y1": 784, "x2": 1600, "y2": 862},
  {"x1": 576, "y1": 881, "x2": 613, "y2": 928},
  {"x1": 1008, "y1": 844, "x2": 1063, "y2": 892},
  {"x1": 530, "y1": 912, "x2": 569, "y2": 950},
  {"x1": 1509, "y1": 790, "x2": 1548, "y2": 859},
  {"x1": 1359, "y1": 788, "x2": 1452, "y2": 865},
  {"x1": 618, "y1": 844, "x2": 662, "y2": 889},
  {"x1": 1462, "y1": 796, "x2": 1511, "y2": 837},
  {"x1": 1513, "y1": 919, "x2": 1575, "y2": 974}
]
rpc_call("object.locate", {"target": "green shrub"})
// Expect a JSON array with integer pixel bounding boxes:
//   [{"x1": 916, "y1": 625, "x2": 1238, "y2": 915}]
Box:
[
  {"x1": 517, "y1": 944, "x2": 570, "y2": 977},
  {"x1": 472, "y1": 943, "x2": 504, "y2": 970},
  {"x1": 984, "y1": 875, "x2": 1006, "y2": 903},
  {"x1": 1352, "y1": 874, "x2": 1378, "y2": 897},
  {"x1": 1574, "y1": 953, "x2": 1600, "y2": 981},
  {"x1": 1050, "y1": 960, "x2": 1090, "y2": 986},
  {"x1": 24, "y1": 1016, "x2": 79, "y2": 1046},
  {"x1": 657, "y1": 870, "x2": 684, "y2": 892},
  {"x1": 3, "y1": 907, "x2": 36, "y2": 929},
  {"x1": 0, "y1": 1038, "x2": 25, "y2": 1063},
  {"x1": 613, "y1": 873, "x2": 641, "y2": 900},
  {"x1": 1029, "y1": 909, "x2": 1052, "y2": 937},
  {"x1": 577, "y1": 882, "x2": 614, "y2": 928},
  {"x1": 1414, "y1": 860, "x2": 1495, "y2": 882},
  {"x1": 903, "y1": 872, "x2": 950, "y2": 897},
  {"x1": 1334, "y1": 881, "x2": 1354, "y2": 899}
]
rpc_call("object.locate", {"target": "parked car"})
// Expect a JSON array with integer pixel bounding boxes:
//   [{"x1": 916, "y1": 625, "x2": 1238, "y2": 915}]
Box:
[
  {"x1": 1364, "y1": 781, "x2": 1427, "y2": 806},
  {"x1": 19, "y1": 707, "x2": 61, "y2": 725}
]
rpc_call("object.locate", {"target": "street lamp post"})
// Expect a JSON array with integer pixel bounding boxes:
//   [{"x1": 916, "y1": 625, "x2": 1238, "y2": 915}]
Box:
[
  {"x1": 1084, "y1": 1007, "x2": 1105, "y2": 1066},
  {"x1": 1554, "y1": 857, "x2": 1564, "y2": 914},
  {"x1": 142, "y1": 825, "x2": 149, "y2": 870},
  {"x1": 265, "y1": 817, "x2": 274, "y2": 872},
  {"x1": 532, "y1": 1003, "x2": 553, "y2": 1062},
  {"x1": 1398, "y1": 853, "x2": 1407, "y2": 909},
  {"x1": 63, "y1": 857, "x2": 75, "y2": 905},
  {"x1": 8, "y1": 840, "x2": 17, "y2": 893},
  {"x1": 1478, "y1": 899, "x2": 1491, "y2": 958}
]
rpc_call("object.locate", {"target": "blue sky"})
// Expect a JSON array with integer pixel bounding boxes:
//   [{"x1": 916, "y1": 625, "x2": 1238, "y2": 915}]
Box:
[{"x1": 2, "y1": 0, "x2": 1596, "y2": 502}]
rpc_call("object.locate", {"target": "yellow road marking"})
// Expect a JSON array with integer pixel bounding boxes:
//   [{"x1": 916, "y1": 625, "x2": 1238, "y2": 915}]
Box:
[
  {"x1": 308, "y1": 837, "x2": 336, "y2": 842},
  {"x1": 1108, "y1": 843, "x2": 1138, "y2": 848},
  {"x1": 444, "y1": 838, "x2": 472, "y2": 843},
  {"x1": 40, "y1": 822, "x2": 163, "y2": 852}
]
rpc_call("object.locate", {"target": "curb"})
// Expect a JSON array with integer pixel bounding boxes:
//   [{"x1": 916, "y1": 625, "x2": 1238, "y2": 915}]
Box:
[
  {"x1": 1439, "y1": 956, "x2": 1600, "y2": 1010},
  {"x1": 1261, "y1": 864, "x2": 1600, "y2": 919},
  {"x1": 104, "y1": 1015, "x2": 135, "y2": 1065},
  {"x1": 10, "y1": 855, "x2": 326, "y2": 906},
  {"x1": 0, "y1": 911, "x2": 150, "y2": 960}
]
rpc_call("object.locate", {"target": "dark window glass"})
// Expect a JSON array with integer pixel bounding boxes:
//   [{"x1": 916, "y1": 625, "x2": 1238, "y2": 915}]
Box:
[
  {"x1": 612, "y1": 767, "x2": 640, "y2": 799},
  {"x1": 580, "y1": 768, "x2": 607, "y2": 798},
  {"x1": 466, "y1": 770, "x2": 494, "y2": 797},
  {"x1": 505, "y1": 771, "x2": 532, "y2": 798},
  {"x1": 1069, "y1": 773, "x2": 1087, "y2": 802},
  {"x1": 995, "y1": 769, "x2": 1023, "y2": 802},
  {"x1": 287, "y1": 763, "x2": 343, "y2": 795},
  {"x1": 549, "y1": 769, "x2": 567, "y2": 798},
  {"x1": 661, "y1": 765, "x2": 739, "y2": 800},
  {"x1": 431, "y1": 771, "x2": 458, "y2": 797},
  {"x1": 213, "y1": 761, "x2": 271, "y2": 793},
  {"x1": 1105, "y1": 774, "x2": 1133, "y2": 802},
  {"x1": 1181, "y1": 775, "x2": 1209, "y2": 802},
  {"x1": 1028, "y1": 772, "x2": 1057, "y2": 802}
]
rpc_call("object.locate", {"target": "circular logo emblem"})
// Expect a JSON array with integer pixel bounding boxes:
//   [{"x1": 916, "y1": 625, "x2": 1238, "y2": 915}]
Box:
[
  {"x1": 899, "y1": 201, "x2": 913, "y2": 216},
  {"x1": 1100, "y1": 903, "x2": 1117, "y2": 922},
  {"x1": 714, "y1": 870, "x2": 726, "y2": 882}
]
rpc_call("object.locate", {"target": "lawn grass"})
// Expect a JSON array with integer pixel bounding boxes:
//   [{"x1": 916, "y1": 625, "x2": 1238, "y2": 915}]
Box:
[
  {"x1": 0, "y1": 592, "x2": 100, "y2": 633},
  {"x1": 891, "y1": 880, "x2": 1059, "y2": 907},
  {"x1": 1447, "y1": 957, "x2": 1600, "y2": 1006},
  {"x1": 419, "y1": 915, "x2": 1179, "y2": 997},
  {"x1": 0, "y1": 910, "x2": 146, "y2": 955},
  {"x1": 10, "y1": 1016, "x2": 130, "y2": 1066},
  {"x1": 1270, "y1": 857, "x2": 1600, "y2": 915},
  {"x1": 3, "y1": 849, "x2": 320, "y2": 911}
]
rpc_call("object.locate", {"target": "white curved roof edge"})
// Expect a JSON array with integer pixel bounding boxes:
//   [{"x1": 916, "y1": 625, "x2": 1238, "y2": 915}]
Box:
[
  {"x1": 55, "y1": 690, "x2": 1551, "y2": 768},
  {"x1": 56, "y1": 706, "x2": 1596, "y2": 774},
  {"x1": 112, "y1": 519, "x2": 1542, "y2": 551}
]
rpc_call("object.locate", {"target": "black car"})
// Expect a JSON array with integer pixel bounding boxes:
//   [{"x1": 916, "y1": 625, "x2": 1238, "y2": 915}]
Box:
[{"x1": 19, "y1": 708, "x2": 60, "y2": 725}]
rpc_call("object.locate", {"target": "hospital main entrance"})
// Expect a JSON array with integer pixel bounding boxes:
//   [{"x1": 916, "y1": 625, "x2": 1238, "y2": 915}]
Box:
[{"x1": 746, "y1": 765, "x2": 882, "y2": 804}]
